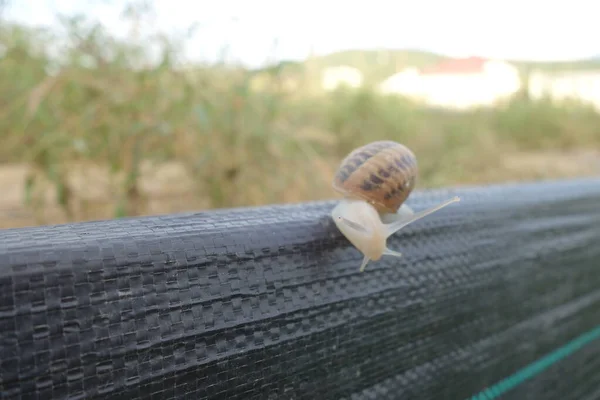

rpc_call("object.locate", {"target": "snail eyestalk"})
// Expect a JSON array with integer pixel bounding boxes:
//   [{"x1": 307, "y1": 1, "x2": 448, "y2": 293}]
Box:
[{"x1": 384, "y1": 196, "x2": 461, "y2": 237}]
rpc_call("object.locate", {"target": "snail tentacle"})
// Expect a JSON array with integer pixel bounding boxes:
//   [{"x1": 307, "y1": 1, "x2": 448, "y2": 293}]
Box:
[{"x1": 384, "y1": 196, "x2": 461, "y2": 237}]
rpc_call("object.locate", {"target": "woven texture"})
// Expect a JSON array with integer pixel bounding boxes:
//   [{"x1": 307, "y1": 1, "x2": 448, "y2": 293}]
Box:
[{"x1": 1, "y1": 178, "x2": 600, "y2": 399}]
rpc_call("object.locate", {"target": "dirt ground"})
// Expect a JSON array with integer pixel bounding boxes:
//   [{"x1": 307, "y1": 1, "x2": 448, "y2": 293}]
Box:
[
  {"x1": 0, "y1": 161, "x2": 209, "y2": 229},
  {"x1": 0, "y1": 150, "x2": 598, "y2": 229}
]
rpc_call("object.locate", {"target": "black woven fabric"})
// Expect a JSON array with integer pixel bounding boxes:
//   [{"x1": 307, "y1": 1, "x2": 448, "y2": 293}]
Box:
[{"x1": 1, "y1": 177, "x2": 600, "y2": 400}]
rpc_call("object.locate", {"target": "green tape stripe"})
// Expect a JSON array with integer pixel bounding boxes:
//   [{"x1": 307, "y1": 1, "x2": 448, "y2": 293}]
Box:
[{"x1": 469, "y1": 325, "x2": 600, "y2": 399}]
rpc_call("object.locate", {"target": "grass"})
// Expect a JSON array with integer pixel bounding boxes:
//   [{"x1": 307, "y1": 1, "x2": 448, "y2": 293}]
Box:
[{"x1": 0, "y1": 16, "x2": 599, "y2": 227}]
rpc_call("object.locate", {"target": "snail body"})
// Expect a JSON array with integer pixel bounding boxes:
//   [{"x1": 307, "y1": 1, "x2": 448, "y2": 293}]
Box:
[{"x1": 331, "y1": 140, "x2": 460, "y2": 272}]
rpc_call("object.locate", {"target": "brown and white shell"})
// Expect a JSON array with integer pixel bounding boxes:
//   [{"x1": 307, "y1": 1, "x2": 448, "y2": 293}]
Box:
[{"x1": 332, "y1": 140, "x2": 418, "y2": 214}]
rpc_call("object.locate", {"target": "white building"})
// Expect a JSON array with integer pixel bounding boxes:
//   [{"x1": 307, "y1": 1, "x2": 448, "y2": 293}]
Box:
[
  {"x1": 378, "y1": 67, "x2": 421, "y2": 97},
  {"x1": 528, "y1": 69, "x2": 600, "y2": 111},
  {"x1": 321, "y1": 65, "x2": 364, "y2": 91},
  {"x1": 378, "y1": 57, "x2": 522, "y2": 110}
]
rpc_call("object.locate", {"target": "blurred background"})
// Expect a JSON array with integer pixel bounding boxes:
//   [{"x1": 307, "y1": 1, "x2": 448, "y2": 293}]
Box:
[{"x1": 0, "y1": 0, "x2": 599, "y2": 228}]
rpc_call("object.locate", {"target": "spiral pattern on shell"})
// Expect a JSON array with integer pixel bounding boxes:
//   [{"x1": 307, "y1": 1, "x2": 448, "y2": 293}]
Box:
[{"x1": 332, "y1": 140, "x2": 418, "y2": 214}]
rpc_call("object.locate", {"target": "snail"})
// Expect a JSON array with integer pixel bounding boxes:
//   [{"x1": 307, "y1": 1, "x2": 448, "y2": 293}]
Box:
[{"x1": 330, "y1": 140, "x2": 460, "y2": 272}]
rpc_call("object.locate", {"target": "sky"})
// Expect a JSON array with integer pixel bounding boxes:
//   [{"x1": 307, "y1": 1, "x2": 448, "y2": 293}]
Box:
[{"x1": 3, "y1": 0, "x2": 599, "y2": 68}]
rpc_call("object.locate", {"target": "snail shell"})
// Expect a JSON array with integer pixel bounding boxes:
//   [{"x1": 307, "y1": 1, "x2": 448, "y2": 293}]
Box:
[{"x1": 332, "y1": 140, "x2": 417, "y2": 214}]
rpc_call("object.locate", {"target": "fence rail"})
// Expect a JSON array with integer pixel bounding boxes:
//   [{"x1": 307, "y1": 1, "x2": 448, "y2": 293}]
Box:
[{"x1": 1, "y1": 177, "x2": 600, "y2": 399}]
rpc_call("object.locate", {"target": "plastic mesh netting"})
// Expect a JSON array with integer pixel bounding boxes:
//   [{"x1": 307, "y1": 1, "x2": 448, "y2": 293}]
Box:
[{"x1": 1, "y1": 178, "x2": 600, "y2": 399}]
